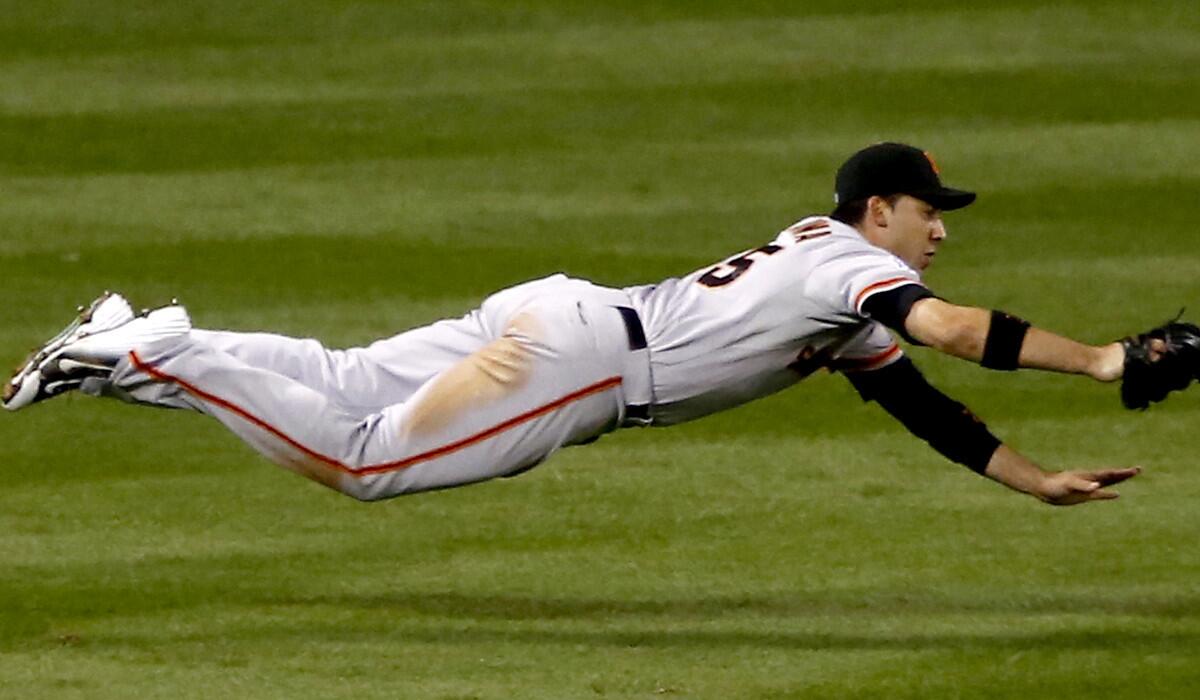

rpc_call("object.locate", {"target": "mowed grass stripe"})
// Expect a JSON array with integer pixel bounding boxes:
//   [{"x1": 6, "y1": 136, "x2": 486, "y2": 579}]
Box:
[
  {"x1": 0, "y1": 217, "x2": 1189, "y2": 336},
  {"x1": 1, "y1": 3, "x2": 1194, "y2": 114},
  {"x1": 2, "y1": 422, "x2": 1190, "y2": 619},
  {"x1": 0, "y1": 121, "x2": 1196, "y2": 263},
  {"x1": 0, "y1": 68, "x2": 1194, "y2": 176},
  {"x1": 6, "y1": 0, "x2": 1003, "y2": 57},
  {"x1": 2, "y1": 412, "x2": 1185, "y2": 572}
]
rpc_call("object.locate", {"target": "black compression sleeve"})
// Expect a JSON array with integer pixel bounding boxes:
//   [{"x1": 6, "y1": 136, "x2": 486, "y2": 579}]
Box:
[
  {"x1": 846, "y1": 357, "x2": 1001, "y2": 474},
  {"x1": 860, "y1": 284, "x2": 935, "y2": 345}
]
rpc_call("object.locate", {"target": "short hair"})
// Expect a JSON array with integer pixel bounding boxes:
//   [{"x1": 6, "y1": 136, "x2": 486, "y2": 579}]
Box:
[{"x1": 829, "y1": 193, "x2": 902, "y2": 226}]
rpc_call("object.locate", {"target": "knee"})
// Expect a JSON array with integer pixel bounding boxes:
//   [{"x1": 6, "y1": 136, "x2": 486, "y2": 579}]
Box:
[
  {"x1": 336, "y1": 472, "x2": 419, "y2": 502},
  {"x1": 337, "y1": 478, "x2": 389, "y2": 502}
]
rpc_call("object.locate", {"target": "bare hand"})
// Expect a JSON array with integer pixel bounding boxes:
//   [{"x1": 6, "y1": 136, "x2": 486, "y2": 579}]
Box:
[
  {"x1": 1089, "y1": 342, "x2": 1128, "y2": 383},
  {"x1": 1091, "y1": 337, "x2": 1170, "y2": 383},
  {"x1": 1035, "y1": 467, "x2": 1141, "y2": 505}
]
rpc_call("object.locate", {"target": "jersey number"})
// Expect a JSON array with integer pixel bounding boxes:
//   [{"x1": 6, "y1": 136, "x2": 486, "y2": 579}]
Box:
[{"x1": 697, "y1": 244, "x2": 783, "y2": 288}]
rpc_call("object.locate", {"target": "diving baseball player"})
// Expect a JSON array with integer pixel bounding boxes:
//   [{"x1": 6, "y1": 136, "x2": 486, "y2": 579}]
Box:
[{"x1": 9, "y1": 143, "x2": 1193, "y2": 505}]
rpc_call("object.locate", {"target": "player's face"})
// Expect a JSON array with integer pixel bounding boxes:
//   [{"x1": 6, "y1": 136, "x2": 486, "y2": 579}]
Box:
[{"x1": 881, "y1": 195, "x2": 946, "y2": 271}]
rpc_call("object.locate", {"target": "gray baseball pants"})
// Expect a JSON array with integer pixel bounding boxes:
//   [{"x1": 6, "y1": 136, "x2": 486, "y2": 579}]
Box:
[{"x1": 85, "y1": 276, "x2": 654, "y2": 500}]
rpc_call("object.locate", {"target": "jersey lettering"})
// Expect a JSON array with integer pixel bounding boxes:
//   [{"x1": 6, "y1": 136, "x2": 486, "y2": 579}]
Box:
[
  {"x1": 697, "y1": 244, "x2": 782, "y2": 288},
  {"x1": 787, "y1": 219, "x2": 833, "y2": 243},
  {"x1": 793, "y1": 230, "x2": 831, "y2": 244}
]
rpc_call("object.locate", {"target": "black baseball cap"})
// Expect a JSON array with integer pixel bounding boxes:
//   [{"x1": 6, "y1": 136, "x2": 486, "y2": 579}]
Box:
[{"x1": 834, "y1": 142, "x2": 976, "y2": 211}]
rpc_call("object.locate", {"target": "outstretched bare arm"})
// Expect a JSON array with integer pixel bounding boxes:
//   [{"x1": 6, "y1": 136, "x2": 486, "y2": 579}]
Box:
[
  {"x1": 904, "y1": 298, "x2": 1125, "y2": 381},
  {"x1": 846, "y1": 356, "x2": 1141, "y2": 506},
  {"x1": 983, "y1": 445, "x2": 1140, "y2": 505}
]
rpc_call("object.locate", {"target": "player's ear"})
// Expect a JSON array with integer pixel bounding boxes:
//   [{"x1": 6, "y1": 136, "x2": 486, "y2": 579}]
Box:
[{"x1": 866, "y1": 195, "x2": 892, "y2": 228}]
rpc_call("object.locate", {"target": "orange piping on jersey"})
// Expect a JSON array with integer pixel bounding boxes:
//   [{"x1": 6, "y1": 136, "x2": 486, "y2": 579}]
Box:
[
  {"x1": 853, "y1": 276, "x2": 919, "y2": 312},
  {"x1": 839, "y1": 344, "x2": 902, "y2": 372},
  {"x1": 127, "y1": 350, "x2": 622, "y2": 477}
]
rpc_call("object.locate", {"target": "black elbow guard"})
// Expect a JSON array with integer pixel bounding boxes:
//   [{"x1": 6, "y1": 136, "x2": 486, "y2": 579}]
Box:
[{"x1": 848, "y1": 358, "x2": 1001, "y2": 474}]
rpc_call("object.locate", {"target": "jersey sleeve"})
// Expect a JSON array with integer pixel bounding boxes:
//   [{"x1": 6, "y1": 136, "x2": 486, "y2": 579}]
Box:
[
  {"x1": 829, "y1": 322, "x2": 904, "y2": 373},
  {"x1": 859, "y1": 283, "x2": 936, "y2": 344},
  {"x1": 806, "y1": 240, "x2": 926, "y2": 319}
]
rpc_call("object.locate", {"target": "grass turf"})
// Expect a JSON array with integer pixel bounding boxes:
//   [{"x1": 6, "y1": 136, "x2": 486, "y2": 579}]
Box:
[{"x1": 1, "y1": 1, "x2": 1199, "y2": 698}]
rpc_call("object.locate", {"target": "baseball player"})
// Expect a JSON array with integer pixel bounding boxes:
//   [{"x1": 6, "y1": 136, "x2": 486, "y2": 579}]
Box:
[{"x1": 7, "y1": 143, "x2": 1194, "y2": 505}]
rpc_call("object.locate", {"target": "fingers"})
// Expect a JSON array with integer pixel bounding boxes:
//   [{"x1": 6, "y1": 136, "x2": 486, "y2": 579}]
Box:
[
  {"x1": 1083, "y1": 467, "x2": 1142, "y2": 486},
  {"x1": 1048, "y1": 468, "x2": 1141, "y2": 505},
  {"x1": 1068, "y1": 475, "x2": 1100, "y2": 495},
  {"x1": 1053, "y1": 481, "x2": 1116, "y2": 505},
  {"x1": 1149, "y1": 338, "x2": 1167, "y2": 361},
  {"x1": 1083, "y1": 467, "x2": 1142, "y2": 501},
  {"x1": 1071, "y1": 467, "x2": 1142, "y2": 502}
]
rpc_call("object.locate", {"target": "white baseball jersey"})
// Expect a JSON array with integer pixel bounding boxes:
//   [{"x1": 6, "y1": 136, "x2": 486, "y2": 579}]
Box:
[
  {"x1": 626, "y1": 216, "x2": 924, "y2": 425},
  {"x1": 88, "y1": 215, "x2": 928, "y2": 502}
]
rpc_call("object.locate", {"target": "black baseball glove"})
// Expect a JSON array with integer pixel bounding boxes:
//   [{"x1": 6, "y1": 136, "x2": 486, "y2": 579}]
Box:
[{"x1": 1120, "y1": 318, "x2": 1200, "y2": 410}]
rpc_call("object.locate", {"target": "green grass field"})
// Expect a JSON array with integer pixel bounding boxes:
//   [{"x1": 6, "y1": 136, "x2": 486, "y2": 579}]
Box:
[{"x1": 2, "y1": 1, "x2": 1199, "y2": 697}]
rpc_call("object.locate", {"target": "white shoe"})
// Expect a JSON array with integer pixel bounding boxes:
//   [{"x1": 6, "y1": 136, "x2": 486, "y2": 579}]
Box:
[
  {"x1": 4, "y1": 292, "x2": 133, "y2": 410},
  {"x1": 3, "y1": 295, "x2": 190, "y2": 411}
]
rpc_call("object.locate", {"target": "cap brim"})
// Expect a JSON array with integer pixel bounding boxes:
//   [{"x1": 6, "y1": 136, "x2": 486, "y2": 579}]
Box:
[{"x1": 911, "y1": 187, "x2": 976, "y2": 211}]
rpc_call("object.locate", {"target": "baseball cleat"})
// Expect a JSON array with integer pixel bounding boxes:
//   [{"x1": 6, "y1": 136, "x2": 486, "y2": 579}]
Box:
[
  {"x1": 3, "y1": 296, "x2": 191, "y2": 411},
  {"x1": 4, "y1": 292, "x2": 134, "y2": 410}
]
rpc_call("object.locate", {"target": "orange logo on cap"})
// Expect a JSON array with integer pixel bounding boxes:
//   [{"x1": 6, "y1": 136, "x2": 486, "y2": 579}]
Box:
[{"x1": 923, "y1": 151, "x2": 941, "y2": 175}]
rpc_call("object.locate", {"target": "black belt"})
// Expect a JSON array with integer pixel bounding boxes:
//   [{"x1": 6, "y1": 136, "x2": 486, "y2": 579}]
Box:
[
  {"x1": 615, "y1": 305, "x2": 651, "y2": 423},
  {"x1": 615, "y1": 306, "x2": 647, "y2": 350}
]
